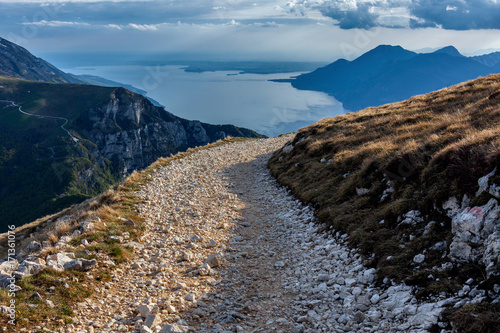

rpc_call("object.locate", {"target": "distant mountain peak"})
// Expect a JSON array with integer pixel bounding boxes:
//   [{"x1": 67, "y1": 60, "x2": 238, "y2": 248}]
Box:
[
  {"x1": 291, "y1": 44, "x2": 497, "y2": 111},
  {"x1": 357, "y1": 45, "x2": 416, "y2": 62},
  {"x1": 433, "y1": 46, "x2": 463, "y2": 57},
  {"x1": 366, "y1": 44, "x2": 407, "y2": 54}
]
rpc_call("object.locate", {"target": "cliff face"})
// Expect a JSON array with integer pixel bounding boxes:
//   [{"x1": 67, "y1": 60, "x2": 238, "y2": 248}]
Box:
[
  {"x1": 80, "y1": 87, "x2": 235, "y2": 175},
  {"x1": 0, "y1": 80, "x2": 263, "y2": 229}
]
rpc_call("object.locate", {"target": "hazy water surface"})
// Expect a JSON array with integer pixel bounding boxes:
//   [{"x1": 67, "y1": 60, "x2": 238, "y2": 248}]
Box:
[{"x1": 65, "y1": 65, "x2": 346, "y2": 137}]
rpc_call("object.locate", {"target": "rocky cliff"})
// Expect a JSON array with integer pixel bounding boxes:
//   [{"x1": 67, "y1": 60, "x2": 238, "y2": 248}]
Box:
[
  {"x1": 0, "y1": 79, "x2": 263, "y2": 230},
  {"x1": 79, "y1": 87, "x2": 256, "y2": 175}
]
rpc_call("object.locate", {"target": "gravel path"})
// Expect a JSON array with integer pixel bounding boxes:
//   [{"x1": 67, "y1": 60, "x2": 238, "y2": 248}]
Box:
[{"x1": 68, "y1": 136, "x2": 451, "y2": 333}]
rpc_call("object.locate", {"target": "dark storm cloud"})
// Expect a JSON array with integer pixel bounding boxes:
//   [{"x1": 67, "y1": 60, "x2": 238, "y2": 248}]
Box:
[
  {"x1": 288, "y1": 0, "x2": 500, "y2": 30},
  {"x1": 409, "y1": 0, "x2": 500, "y2": 30},
  {"x1": 318, "y1": 3, "x2": 379, "y2": 30}
]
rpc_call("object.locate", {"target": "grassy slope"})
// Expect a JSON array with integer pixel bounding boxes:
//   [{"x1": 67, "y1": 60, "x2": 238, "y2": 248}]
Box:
[{"x1": 269, "y1": 74, "x2": 500, "y2": 331}]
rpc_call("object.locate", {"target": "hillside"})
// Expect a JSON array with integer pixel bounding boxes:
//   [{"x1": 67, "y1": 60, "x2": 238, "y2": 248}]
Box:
[
  {"x1": 0, "y1": 136, "x2": 471, "y2": 332},
  {"x1": 0, "y1": 36, "x2": 162, "y2": 106},
  {"x1": 290, "y1": 45, "x2": 499, "y2": 111},
  {"x1": 269, "y1": 74, "x2": 500, "y2": 331},
  {"x1": 0, "y1": 37, "x2": 82, "y2": 84},
  {"x1": 1, "y1": 76, "x2": 499, "y2": 332},
  {"x1": 0, "y1": 77, "x2": 263, "y2": 231}
]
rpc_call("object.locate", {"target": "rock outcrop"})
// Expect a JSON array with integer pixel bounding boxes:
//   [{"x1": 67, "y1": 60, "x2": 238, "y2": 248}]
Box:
[
  {"x1": 447, "y1": 169, "x2": 500, "y2": 277},
  {"x1": 81, "y1": 87, "x2": 262, "y2": 175}
]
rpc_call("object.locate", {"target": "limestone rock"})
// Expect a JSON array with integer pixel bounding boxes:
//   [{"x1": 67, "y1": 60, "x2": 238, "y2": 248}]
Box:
[
  {"x1": 16, "y1": 261, "x2": 45, "y2": 277},
  {"x1": 23, "y1": 241, "x2": 41, "y2": 253},
  {"x1": 63, "y1": 258, "x2": 97, "y2": 271},
  {"x1": 46, "y1": 253, "x2": 74, "y2": 271},
  {"x1": 198, "y1": 263, "x2": 211, "y2": 276},
  {"x1": 204, "y1": 254, "x2": 221, "y2": 268},
  {"x1": 159, "y1": 323, "x2": 190, "y2": 333}
]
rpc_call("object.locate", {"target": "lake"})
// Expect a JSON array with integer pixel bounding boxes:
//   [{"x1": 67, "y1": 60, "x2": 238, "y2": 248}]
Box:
[{"x1": 64, "y1": 65, "x2": 346, "y2": 137}]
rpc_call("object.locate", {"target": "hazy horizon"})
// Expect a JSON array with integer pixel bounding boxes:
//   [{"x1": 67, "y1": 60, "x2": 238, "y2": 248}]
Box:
[{"x1": 1, "y1": 0, "x2": 499, "y2": 66}]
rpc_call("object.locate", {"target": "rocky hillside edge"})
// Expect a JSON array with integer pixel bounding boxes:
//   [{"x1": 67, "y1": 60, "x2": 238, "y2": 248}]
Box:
[
  {"x1": 0, "y1": 78, "x2": 264, "y2": 228},
  {"x1": 0, "y1": 137, "x2": 250, "y2": 330},
  {"x1": 268, "y1": 74, "x2": 500, "y2": 332}
]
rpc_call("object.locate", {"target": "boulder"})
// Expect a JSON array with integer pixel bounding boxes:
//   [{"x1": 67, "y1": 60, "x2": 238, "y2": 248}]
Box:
[
  {"x1": 449, "y1": 199, "x2": 500, "y2": 268},
  {"x1": 443, "y1": 197, "x2": 461, "y2": 218},
  {"x1": 356, "y1": 187, "x2": 370, "y2": 196},
  {"x1": 63, "y1": 258, "x2": 97, "y2": 271},
  {"x1": 55, "y1": 216, "x2": 71, "y2": 229},
  {"x1": 484, "y1": 232, "x2": 500, "y2": 277},
  {"x1": 400, "y1": 210, "x2": 424, "y2": 226},
  {"x1": 81, "y1": 219, "x2": 98, "y2": 233},
  {"x1": 0, "y1": 274, "x2": 14, "y2": 288},
  {"x1": 490, "y1": 184, "x2": 500, "y2": 199},
  {"x1": 0, "y1": 260, "x2": 18, "y2": 274},
  {"x1": 198, "y1": 263, "x2": 211, "y2": 276},
  {"x1": 413, "y1": 254, "x2": 425, "y2": 264},
  {"x1": 16, "y1": 261, "x2": 46, "y2": 277},
  {"x1": 449, "y1": 240, "x2": 472, "y2": 262},
  {"x1": 476, "y1": 167, "x2": 496, "y2": 196},
  {"x1": 180, "y1": 251, "x2": 193, "y2": 262},
  {"x1": 137, "y1": 304, "x2": 153, "y2": 318},
  {"x1": 122, "y1": 219, "x2": 135, "y2": 226},
  {"x1": 452, "y1": 207, "x2": 486, "y2": 244},
  {"x1": 109, "y1": 236, "x2": 124, "y2": 243},
  {"x1": 124, "y1": 241, "x2": 144, "y2": 250},
  {"x1": 46, "y1": 253, "x2": 74, "y2": 271},
  {"x1": 55, "y1": 235, "x2": 72, "y2": 247},
  {"x1": 144, "y1": 314, "x2": 160, "y2": 328},
  {"x1": 23, "y1": 241, "x2": 41, "y2": 253}
]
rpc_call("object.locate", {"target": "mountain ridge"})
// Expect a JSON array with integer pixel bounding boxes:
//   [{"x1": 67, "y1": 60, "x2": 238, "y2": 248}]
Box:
[
  {"x1": 0, "y1": 37, "x2": 265, "y2": 231},
  {"x1": 0, "y1": 37, "x2": 83, "y2": 84},
  {"x1": 290, "y1": 45, "x2": 500, "y2": 110}
]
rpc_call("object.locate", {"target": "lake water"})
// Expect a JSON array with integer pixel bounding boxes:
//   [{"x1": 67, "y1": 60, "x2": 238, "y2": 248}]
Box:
[{"x1": 64, "y1": 65, "x2": 346, "y2": 137}]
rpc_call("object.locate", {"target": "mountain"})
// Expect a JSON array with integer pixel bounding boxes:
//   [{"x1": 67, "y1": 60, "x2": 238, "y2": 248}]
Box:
[
  {"x1": 290, "y1": 45, "x2": 499, "y2": 110},
  {"x1": 0, "y1": 37, "x2": 163, "y2": 106},
  {"x1": 270, "y1": 73, "x2": 500, "y2": 331},
  {"x1": 0, "y1": 37, "x2": 265, "y2": 231},
  {"x1": 471, "y1": 51, "x2": 500, "y2": 67},
  {"x1": 432, "y1": 45, "x2": 463, "y2": 57},
  {"x1": 0, "y1": 77, "x2": 263, "y2": 230},
  {"x1": 0, "y1": 37, "x2": 82, "y2": 84}
]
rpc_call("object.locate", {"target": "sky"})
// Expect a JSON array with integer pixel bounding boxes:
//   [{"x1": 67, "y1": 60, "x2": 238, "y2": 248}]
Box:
[{"x1": 1, "y1": 0, "x2": 500, "y2": 64}]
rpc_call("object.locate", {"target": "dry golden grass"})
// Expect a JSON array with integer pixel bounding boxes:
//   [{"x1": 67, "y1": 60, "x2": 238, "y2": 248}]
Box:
[
  {"x1": 269, "y1": 74, "x2": 500, "y2": 329},
  {"x1": 269, "y1": 74, "x2": 500, "y2": 330}
]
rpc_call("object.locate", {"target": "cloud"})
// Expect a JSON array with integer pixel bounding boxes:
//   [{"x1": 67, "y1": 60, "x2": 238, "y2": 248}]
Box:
[
  {"x1": 252, "y1": 21, "x2": 284, "y2": 28},
  {"x1": 106, "y1": 24, "x2": 122, "y2": 30},
  {"x1": 409, "y1": 0, "x2": 500, "y2": 30},
  {"x1": 21, "y1": 20, "x2": 90, "y2": 27},
  {"x1": 287, "y1": 0, "x2": 500, "y2": 30},
  {"x1": 127, "y1": 23, "x2": 161, "y2": 31}
]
